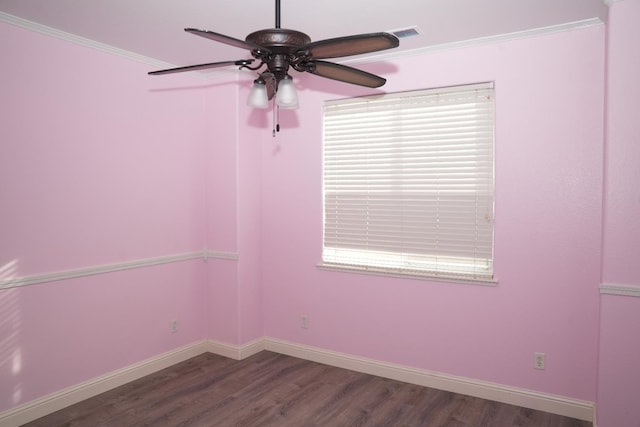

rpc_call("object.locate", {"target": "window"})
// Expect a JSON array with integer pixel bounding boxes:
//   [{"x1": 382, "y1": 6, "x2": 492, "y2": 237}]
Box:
[{"x1": 322, "y1": 82, "x2": 495, "y2": 283}]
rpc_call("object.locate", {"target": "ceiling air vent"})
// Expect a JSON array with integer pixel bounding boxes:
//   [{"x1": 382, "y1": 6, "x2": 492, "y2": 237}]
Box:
[{"x1": 390, "y1": 26, "x2": 420, "y2": 39}]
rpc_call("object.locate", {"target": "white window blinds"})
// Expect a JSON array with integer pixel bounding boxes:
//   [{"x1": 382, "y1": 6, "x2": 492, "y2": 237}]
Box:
[{"x1": 322, "y1": 82, "x2": 495, "y2": 281}]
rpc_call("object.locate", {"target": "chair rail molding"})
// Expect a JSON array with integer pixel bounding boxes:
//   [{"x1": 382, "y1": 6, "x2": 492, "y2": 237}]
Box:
[
  {"x1": 0, "y1": 249, "x2": 239, "y2": 289},
  {"x1": 600, "y1": 283, "x2": 640, "y2": 298}
]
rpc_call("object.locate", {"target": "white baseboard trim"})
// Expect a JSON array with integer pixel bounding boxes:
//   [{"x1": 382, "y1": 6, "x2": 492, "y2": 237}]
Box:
[
  {"x1": 263, "y1": 338, "x2": 594, "y2": 422},
  {"x1": 206, "y1": 338, "x2": 265, "y2": 360},
  {"x1": 0, "y1": 340, "x2": 209, "y2": 427},
  {"x1": 0, "y1": 337, "x2": 595, "y2": 425}
]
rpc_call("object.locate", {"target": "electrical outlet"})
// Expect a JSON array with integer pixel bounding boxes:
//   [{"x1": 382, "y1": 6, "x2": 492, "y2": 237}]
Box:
[
  {"x1": 171, "y1": 320, "x2": 178, "y2": 333},
  {"x1": 534, "y1": 352, "x2": 545, "y2": 370},
  {"x1": 300, "y1": 315, "x2": 309, "y2": 329}
]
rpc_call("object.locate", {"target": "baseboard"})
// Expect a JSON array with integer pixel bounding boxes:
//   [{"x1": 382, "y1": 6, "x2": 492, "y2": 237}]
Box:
[
  {"x1": 206, "y1": 337, "x2": 265, "y2": 360},
  {"x1": 263, "y1": 338, "x2": 595, "y2": 422},
  {"x1": 0, "y1": 337, "x2": 595, "y2": 425},
  {"x1": 0, "y1": 340, "x2": 210, "y2": 427}
]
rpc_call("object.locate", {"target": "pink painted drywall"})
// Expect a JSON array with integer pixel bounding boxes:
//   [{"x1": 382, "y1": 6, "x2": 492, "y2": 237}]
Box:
[
  {"x1": 597, "y1": 1, "x2": 640, "y2": 426},
  {"x1": 0, "y1": 23, "x2": 211, "y2": 273},
  {"x1": 202, "y1": 78, "x2": 241, "y2": 344},
  {"x1": 0, "y1": 263, "x2": 208, "y2": 411},
  {"x1": 598, "y1": 296, "x2": 640, "y2": 427},
  {"x1": 205, "y1": 80, "x2": 240, "y2": 254},
  {"x1": 260, "y1": 25, "x2": 605, "y2": 401},
  {"x1": 0, "y1": 10, "x2": 617, "y2": 419},
  {"x1": 203, "y1": 77, "x2": 266, "y2": 346},
  {"x1": 601, "y1": 0, "x2": 640, "y2": 285},
  {"x1": 234, "y1": 82, "x2": 272, "y2": 344},
  {"x1": 0, "y1": 22, "x2": 214, "y2": 411}
]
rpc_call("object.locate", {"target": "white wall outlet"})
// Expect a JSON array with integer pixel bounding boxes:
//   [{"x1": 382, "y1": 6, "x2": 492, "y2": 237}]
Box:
[
  {"x1": 300, "y1": 315, "x2": 309, "y2": 329},
  {"x1": 534, "y1": 352, "x2": 546, "y2": 370},
  {"x1": 171, "y1": 320, "x2": 178, "y2": 333}
]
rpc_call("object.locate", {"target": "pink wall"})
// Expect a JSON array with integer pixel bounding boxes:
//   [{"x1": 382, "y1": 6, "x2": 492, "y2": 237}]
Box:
[
  {"x1": 601, "y1": 0, "x2": 640, "y2": 283},
  {"x1": 597, "y1": 1, "x2": 640, "y2": 426},
  {"x1": 4, "y1": 3, "x2": 637, "y2": 421},
  {"x1": 204, "y1": 79, "x2": 266, "y2": 346},
  {"x1": 235, "y1": 90, "x2": 268, "y2": 344},
  {"x1": 0, "y1": 22, "x2": 214, "y2": 411},
  {"x1": 204, "y1": 80, "x2": 241, "y2": 344},
  {"x1": 0, "y1": 264, "x2": 208, "y2": 411},
  {"x1": 260, "y1": 26, "x2": 605, "y2": 401},
  {"x1": 598, "y1": 296, "x2": 640, "y2": 427}
]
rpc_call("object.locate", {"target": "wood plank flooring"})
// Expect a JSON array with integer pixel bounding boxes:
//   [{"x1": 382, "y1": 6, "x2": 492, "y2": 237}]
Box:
[{"x1": 24, "y1": 351, "x2": 592, "y2": 427}]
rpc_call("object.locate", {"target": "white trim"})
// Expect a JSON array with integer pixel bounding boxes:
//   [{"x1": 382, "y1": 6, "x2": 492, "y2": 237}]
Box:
[
  {"x1": 343, "y1": 18, "x2": 604, "y2": 65},
  {"x1": 1, "y1": 11, "x2": 603, "y2": 78},
  {"x1": 205, "y1": 250, "x2": 239, "y2": 261},
  {"x1": 0, "y1": 250, "x2": 240, "y2": 289},
  {"x1": 263, "y1": 338, "x2": 594, "y2": 422},
  {"x1": 600, "y1": 283, "x2": 640, "y2": 297},
  {"x1": 206, "y1": 338, "x2": 266, "y2": 360},
  {"x1": 0, "y1": 340, "x2": 210, "y2": 427},
  {"x1": 0, "y1": 12, "x2": 172, "y2": 70},
  {"x1": 0, "y1": 251, "x2": 205, "y2": 289},
  {"x1": 0, "y1": 12, "x2": 236, "y2": 80},
  {"x1": 318, "y1": 262, "x2": 498, "y2": 287},
  {"x1": 0, "y1": 337, "x2": 595, "y2": 424},
  {"x1": 602, "y1": 0, "x2": 623, "y2": 6}
]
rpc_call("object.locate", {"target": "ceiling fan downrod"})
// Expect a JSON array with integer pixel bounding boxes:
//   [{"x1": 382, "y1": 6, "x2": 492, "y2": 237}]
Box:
[{"x1": 275, "y1": 0, "x2": 281, "y2": 29}]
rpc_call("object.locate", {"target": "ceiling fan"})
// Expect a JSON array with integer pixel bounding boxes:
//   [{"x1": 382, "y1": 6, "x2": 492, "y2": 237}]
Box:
[{"x1": 148, "y1": 0, "x2": 400, "y2": 110}]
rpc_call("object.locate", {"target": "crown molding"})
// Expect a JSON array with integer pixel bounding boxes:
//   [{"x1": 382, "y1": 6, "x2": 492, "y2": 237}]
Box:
[
  {"x1": 0, "y1": 11, "x2": 238, "y2": 80},
  {"x1": 0, "y1": 12, "x2": 173, "y2": 69},
  {"x1": 2, "y1": 11, "x2": 604, "y2": 79},
  {"x1": 345, "y1": 17, "x2": 604, "y2": 65}
]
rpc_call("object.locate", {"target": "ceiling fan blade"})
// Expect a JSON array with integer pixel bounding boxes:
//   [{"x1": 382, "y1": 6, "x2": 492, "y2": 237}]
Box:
[
  {"x1": 185, "y1": 28, "x2": 271, "y2": 54},
  {"x1": 306, "y1": 60, "x2": 387, "y2": 88},
  {"x1": 148, "y1": 59, "x2": 254, "y2": 75},
  {"x1": 297, "y1": 33, "x2": 399, "y2": 59}
]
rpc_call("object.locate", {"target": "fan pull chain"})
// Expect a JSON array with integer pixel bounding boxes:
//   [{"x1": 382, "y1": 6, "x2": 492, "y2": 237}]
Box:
[
  {"x1": 272, "y1": 103, "x2": 280, "y2": 137},
  {"x1": 272, "y1": 103, "x2": 276, "y2": 137}
]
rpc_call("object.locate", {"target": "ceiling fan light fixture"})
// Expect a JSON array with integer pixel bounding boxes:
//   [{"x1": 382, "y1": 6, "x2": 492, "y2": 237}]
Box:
[
  {"x1": 275, "y1": 75, "x2": 299, "y2": 110},
  {"x1": 247, "y1": 79, "x2": 269, "y2": 109}
]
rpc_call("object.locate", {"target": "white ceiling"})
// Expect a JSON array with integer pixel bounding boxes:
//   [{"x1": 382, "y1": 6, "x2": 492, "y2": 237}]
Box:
[{"x1": 0, "y1": 0, "x2": 608, "y2": 74}]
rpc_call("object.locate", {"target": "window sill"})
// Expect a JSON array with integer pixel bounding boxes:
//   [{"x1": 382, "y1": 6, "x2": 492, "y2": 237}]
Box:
[{"x1": 317, "y1": 262, "x2": 498, "y2": 286}]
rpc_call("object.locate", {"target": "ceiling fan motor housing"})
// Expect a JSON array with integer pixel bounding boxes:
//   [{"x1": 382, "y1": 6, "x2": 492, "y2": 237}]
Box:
[
  {"x1": 246, "y1": 28, "x2": 311, "y2": 50},
  {"x1": 246, "y1": 29, "x2": 312, "y2": 77}
]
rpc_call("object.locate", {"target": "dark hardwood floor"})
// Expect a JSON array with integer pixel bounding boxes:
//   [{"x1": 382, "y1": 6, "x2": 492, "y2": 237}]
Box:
[{"x1": 24, "y1": 351, "x2": 592, "y2": 427}]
